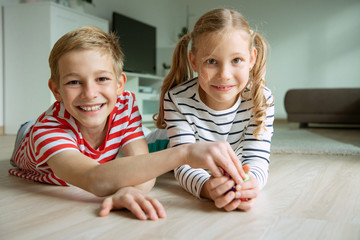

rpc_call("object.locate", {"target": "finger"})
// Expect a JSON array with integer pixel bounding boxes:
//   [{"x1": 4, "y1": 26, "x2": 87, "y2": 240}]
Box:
[
  {"x1": 148, "y1": 198, "x2": 167, "y2": 219},
  {"x1": 242, "y1": 164, "x2": 251, "y2": 174},
  {"x1": 99, "y1": 197, "x2": 114, "y2": 217},
  {"x1": 240, "y1": 176, "x2": 259, "y2": 191},
  {"x1": 206, "y1": 160, "x2": 223, "y2": 178},
  {"x1": 224, "y1": 199, "x2": 241, "y2": 212},
  {"x1": 214, "y1": 191, "x2": 236, "y2": 209},
  {"x1": 240, "y1": 188, "x2": 258, "y2": 200},
  {"x1": 208, "y1": 176, "x2": 231, "y2": 190},
  {"x1": 211, "y1": 179, "x2": 235, "y2": 198},
  {"x1": 138, "y1": 198, "x2": 159, "y2": 220},
  {"x1": 223, "y1": 144, "x2": 246, "y2": 184},
  {"x1": 127, "y1": 201, "x2": 148, "y2": 220},
  {"x1": 237, "y1": 198, "x2": 255, "y2": 211}
]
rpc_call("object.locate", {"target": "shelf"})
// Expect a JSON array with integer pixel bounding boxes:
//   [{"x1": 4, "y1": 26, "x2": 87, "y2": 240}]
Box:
[{"x1": 124, "y1": 72, "x2": 163, "y2": 127}]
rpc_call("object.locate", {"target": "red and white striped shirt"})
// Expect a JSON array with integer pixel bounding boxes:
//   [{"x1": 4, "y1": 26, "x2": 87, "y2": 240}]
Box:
[{"x1": 9, "y1": 90, "x2": 144, "y2": 186}]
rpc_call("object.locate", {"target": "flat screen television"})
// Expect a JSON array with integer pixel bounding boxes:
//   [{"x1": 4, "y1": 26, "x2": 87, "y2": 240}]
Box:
[{"x1": 112, "y1": 12, "x2": 156, "y2": 75}]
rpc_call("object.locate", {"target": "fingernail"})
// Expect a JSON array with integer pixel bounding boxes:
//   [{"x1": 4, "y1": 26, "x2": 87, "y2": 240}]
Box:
[
  {"x1": 151, "y1": 213, "x2": 158, "y2": 220},
  {"x1": 235, "y1": 192, "x2": 241, "y2": 198},
  {"x1": 159, "y1": 210, "x2": 166, "y2": 218},
  {"x1": 236, "y1": 184, "x2": 241, "y2": 191}
]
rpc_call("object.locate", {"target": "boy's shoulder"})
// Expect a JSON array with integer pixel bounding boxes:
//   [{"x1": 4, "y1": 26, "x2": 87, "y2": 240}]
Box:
[{"x1": 118, "y1": 90, "x2": 135, "y2": 100}]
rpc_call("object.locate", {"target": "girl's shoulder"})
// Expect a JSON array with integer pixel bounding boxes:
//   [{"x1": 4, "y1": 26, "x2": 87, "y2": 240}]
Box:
[
  {"x1": 263, "y1": 87, "x2": 274, "y2": 104},
  {"x1": 243, "y1": 86, "x2": 273, "y2": 103},
  {"x1": 169, "y1": 78, "x2": 198, "y2": 96}
]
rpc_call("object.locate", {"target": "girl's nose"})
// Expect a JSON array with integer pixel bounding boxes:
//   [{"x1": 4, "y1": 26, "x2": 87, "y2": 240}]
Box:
[{"x1": 219, "y1": 64, "x2": 231, "y2": 81}]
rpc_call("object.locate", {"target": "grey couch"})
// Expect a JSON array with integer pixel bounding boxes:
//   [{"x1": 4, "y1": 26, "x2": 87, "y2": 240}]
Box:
[{"x1": 284, "y1": 88, "x2": 360, "y2": 127}]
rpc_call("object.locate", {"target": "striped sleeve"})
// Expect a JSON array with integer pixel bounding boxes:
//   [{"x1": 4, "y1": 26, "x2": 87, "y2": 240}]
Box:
[
  {"x1": 32, "y1": 122, "x2": 79, "y2": 170},
  {"x1": 164, "y1": 89, "x2": 211, "y2": 199},
  {"x1": 241, "y1": 89, "x2": 275, "y2": 190}
]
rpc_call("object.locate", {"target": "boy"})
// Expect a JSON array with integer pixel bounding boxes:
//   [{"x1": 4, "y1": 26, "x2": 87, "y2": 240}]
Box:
[{"x1": 9, "y1": 26, "x2": 246, "y2": 220}]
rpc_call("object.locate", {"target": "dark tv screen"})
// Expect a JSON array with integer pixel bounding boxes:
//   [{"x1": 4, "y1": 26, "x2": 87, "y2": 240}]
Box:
[{"x1": 112, "y1": 12, "x2": 156, "y2": 75}]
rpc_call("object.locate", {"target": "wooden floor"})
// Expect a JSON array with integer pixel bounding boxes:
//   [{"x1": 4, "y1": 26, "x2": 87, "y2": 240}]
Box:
[{"x1": 1, "y1": 125, "x2": 360, "y2": 240}]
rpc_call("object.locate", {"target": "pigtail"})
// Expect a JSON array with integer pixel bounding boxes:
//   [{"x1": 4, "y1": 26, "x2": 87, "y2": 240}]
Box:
[
  {"x1": 154, "y1": 33, "x2": 193, "y2": 129},
  {"x1": 250, "y1": 31, "x2": 271, "y2": 139}
]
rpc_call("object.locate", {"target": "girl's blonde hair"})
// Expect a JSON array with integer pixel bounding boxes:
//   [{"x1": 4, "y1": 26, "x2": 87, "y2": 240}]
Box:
[
  {"x1": 48, "y1": 26, "x2": 124, "y2": 85},
  {"x1": 155, "y1": 8, "x2": 271, "y2": 139}
]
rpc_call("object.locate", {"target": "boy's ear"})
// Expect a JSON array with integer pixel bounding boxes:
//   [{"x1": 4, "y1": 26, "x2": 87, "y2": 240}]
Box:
[
  {"x1": 249, "y1": 47, "x2": 257, "y2": 71},
  {"x1": 48, "y1": 79, "x2": 62, "y2": 102},
  {"x1": 189, "y1": 50, "x2": 198, "y2": 72},
  {"x1": 116, "y1": 72, "x2": 127, "y2": 96}
]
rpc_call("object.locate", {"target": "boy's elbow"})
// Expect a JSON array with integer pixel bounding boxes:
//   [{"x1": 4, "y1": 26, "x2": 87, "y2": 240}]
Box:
[{"x1": 85, "y1": 167, "x2": 118, "y2": 197}]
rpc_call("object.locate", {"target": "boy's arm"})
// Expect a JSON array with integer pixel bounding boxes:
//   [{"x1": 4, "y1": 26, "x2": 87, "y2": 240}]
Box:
[
  {"x1": 46, "y1": 138, "x2": 156, "y2": 196},
  {"x1": 121, "y1": 138, "x2": 155, "y2": 193},
  {"x1": 47, "y1": 140, "x2": 246, "y2": 197},
  {"x1": 98, "y1": 138, "x2": 164, "y2": 220}
]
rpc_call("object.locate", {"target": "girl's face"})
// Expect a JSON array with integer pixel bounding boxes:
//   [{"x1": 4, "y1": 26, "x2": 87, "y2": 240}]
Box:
[
  {"x1": 189, "y1": 29, "x2": 257, "y2": 111},
  {"x1": 49, "y1": 49, "x2": 125, "y2": 136}
]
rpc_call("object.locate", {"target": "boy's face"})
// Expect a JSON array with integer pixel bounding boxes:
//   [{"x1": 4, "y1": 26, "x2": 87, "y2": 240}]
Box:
[
  {"x1": 49, "y1": 49, "x2": 125, "y2": 135},
  {"x1": 189, "y1": 29, "x2": 256, "y2": 110}
]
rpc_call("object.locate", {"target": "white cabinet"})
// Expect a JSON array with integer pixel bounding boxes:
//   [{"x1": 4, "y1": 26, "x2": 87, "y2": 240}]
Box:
[
  {"x1": 124, "y1": 72, "x2": 163, "y2": 128},
  {"x1": 3, "y1": 2, "x2": 109, "y2": 134}
]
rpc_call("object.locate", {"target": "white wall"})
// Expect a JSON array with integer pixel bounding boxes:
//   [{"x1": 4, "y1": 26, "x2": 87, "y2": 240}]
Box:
[
  {"x1": 180, "y1": 0, "x2": 360, "y2": 118},
  {"x1": 1, "y1": 0, "x2": 359, "y2": 131}
]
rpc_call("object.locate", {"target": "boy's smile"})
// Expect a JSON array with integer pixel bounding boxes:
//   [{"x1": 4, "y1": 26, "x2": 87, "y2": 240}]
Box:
[{"x1": 49, "y1": 49, "x2": 125, "y2": 142}]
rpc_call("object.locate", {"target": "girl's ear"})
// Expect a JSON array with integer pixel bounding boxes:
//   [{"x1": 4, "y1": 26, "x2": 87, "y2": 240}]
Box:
[
  {"x1": 189, "y1": 50, "x2": 198, "y2": 72},
  {"x1": 116, "y1": 72, "x2": 127, "y2": 96},
  {"x1": 249, "y1": 47, "x2": 257, "y2": 71},
  {"x1": 48, "y1": 79, "x2": 62, "y2": 102}
]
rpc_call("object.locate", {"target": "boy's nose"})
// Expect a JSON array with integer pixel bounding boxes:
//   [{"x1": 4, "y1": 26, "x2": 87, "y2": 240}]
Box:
[{"x1": 81, "y1": 83, "x2": 98, "y2": 99}]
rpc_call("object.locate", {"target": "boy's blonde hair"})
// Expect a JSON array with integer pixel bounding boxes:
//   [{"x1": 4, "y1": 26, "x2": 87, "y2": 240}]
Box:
[
  {"x1": 49, "y1": 26, "x2": 124, "y2": 85},
  {"x1": 155, "y1": 8, "x2": 271, "y2": 139}
]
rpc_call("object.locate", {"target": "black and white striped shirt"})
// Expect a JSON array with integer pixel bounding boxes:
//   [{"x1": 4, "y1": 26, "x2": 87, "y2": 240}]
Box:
[{"x1": 164, "y1": 78, "x2": 275, "y2": 198}]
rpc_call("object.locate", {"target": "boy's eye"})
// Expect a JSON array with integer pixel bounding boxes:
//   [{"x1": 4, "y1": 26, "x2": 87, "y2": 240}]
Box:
[
  {"x1": 206, "y1": 59, "x2": 217, "y2": 65},
  {"x1": 232, "y1": 58, "x2": 242, "y2": 64},
  {"x1": 98, "y1": 77, "x2": 109, "y2": 82},
  {"x1": 67, "y1": 80, "x2": 80, "y2": 85}
]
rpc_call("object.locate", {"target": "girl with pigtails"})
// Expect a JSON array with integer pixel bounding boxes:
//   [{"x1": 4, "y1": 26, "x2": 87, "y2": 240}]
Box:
[{"x1": 155, "y1": 8, "x2": 275, "y2": 211}]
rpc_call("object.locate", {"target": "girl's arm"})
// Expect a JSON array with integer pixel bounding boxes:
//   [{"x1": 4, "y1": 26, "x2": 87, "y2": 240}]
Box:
[
  {"x1": 163, "y1": 91, "x2": 213, "y2": 198},
  {"x1": 241, "y1": 92, "x2": 274, "y2": 190}
]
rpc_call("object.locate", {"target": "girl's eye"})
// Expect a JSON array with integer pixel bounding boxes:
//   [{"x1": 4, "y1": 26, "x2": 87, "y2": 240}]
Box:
[
  {"x1": 232, "y1": 58, "x2": 242, "y2": 64},
  {"x1": 206, "y1": 59, "x2": 217, "y2": 65}
]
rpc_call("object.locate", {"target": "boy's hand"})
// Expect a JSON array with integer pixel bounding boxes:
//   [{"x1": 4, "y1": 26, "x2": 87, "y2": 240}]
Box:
[
  {"x1": 185, "y1": 142, "x2": 247, "y2": 185},
  {"x1": 99, "y1": 187, "x2": 166, "y2": 220}
]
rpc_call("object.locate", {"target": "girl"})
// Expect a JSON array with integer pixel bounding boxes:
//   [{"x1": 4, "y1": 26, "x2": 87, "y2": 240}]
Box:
[{"x1": 155, "y1": 8, "x2": 275, "y2": 212}]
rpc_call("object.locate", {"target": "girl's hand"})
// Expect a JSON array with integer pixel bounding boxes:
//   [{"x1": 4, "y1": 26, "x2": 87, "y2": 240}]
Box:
[
  {"x1": 235, "y1": 175, "x2": 259, "y2": 211},
  {"x1": 201, "y1": 165, "x2": 259, "y2": 212},
  {"x1": 99, "y1": 187, "x2": 166, "y2": 220},
  {"x1": 185, "y1": 142, "x2": 247, "y2": 185},
  {"x1": 201, "y1": 175, "x2": 241, "y2": 209}
]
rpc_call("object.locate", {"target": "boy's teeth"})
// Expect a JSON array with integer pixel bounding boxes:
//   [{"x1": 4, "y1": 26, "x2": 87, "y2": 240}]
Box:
[{"x1": 80, "y1": 104, "x2": 102, "y2": 111}]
